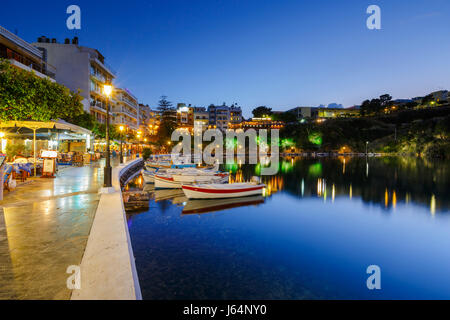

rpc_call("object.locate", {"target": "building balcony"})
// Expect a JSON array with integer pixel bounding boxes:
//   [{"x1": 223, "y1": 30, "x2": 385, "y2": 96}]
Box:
[
  {"x1": 118, "y1": 97, "x2": 138, "y2": 110},
  {"x1": 114, "y1": 107, "x2": 138, "y2": 119},
  {"x1": 90, "y1": 57, "x2": 116, "y2": 78},
  {"x1": 8, "y1": 58, "x2": 56, "y2": 82},
  {"x1": 90, "y1": 104, "x2": 107, "y2": 114}
]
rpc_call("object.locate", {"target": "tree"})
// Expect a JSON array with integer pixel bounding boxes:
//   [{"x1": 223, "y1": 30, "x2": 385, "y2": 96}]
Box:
[
  {"x1": 67, "y1": 112, "x2": 96, "y2": 130},
  {"x1": 380, "y1": 94, "x2": 392, "y2": 106},
  {"x1": 252, "y1": 106, "x2": 272, "y2": 118},
  {"x1": 156, "y1": 95, "x2": 176, "y2": 146},
  {"x1": 0, "y1": 59, "x2": 83, "y2": 121},
  {"x1": 360, "y1": 98, "x2": 383, "y2": 116},
  {"x1": 158, "y1": 95, "x2": 173, "y2": 112},
  {"x1": 422, "y1": 94, "x2": 434, "y2": 106},
  {"x1": 272, "y1": 111, "x2": 298, "y2": 123}
]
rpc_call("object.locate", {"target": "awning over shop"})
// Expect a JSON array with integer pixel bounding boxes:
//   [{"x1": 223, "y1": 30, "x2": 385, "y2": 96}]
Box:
[
  {"x1": 0, "y1": 120, "x2": 92, "y2": 175},
  {"x1": 0, "y1": 120, "x2": 92, "y2": 135}
]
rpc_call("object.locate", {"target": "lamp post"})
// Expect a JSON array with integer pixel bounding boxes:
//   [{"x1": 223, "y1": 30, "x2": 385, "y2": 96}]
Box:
[
  {"x1": 119, "y1": 125, "x2": 124, "y2": 164},
  {"x1": 103, "y1": 83, "x2": 113, "y2": 188},
  {"x1": 366, "y1": 141, "x2": 369, "y2": 155},
  {"x1": 0, "y1": 132, "x2": 5, "y2": 153}
]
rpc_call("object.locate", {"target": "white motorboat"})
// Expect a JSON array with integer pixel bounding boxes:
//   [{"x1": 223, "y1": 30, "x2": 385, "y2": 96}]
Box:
[{"x1": 182, "y1": 182, "x2": 266, "y2": 199}]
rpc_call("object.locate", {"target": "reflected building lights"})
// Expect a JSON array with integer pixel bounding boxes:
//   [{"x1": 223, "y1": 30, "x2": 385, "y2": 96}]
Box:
[
  {"x1": 385, "y1": 189, "x2": 389, "y2": 208},
  {"x1": 431, "y1": 194, "x2": 436, "y2": 216},
  {"x1": 349, "y1": 184, "x2": 352, "y2": 200},
  {"x1": 332, "y1": 184, "x2": 335, "y2": 203},
  {"x1": 392, "y1": 191, "x2": 397, "y2": 210}
]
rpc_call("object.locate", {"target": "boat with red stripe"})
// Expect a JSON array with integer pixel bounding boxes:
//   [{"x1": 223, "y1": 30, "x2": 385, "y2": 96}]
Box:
[{"x1": 182, "y1": 182, "x2": 266, "y2": 199}]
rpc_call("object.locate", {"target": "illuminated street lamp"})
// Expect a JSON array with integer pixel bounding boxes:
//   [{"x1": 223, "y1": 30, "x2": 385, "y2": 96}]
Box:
[
  {"x1": 0, "y1": 132, "x2": 5, "y2": 154},
  {"x1": 103, "y1": 83, "x2": 113, "y2": 188},
  {"x1": 119, "y1": 125, "x2": 125, "y2": 164}
]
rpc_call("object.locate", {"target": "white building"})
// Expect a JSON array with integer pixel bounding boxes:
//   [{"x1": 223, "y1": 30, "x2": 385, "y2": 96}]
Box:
[
  {"x1": 33, "y1": 36, "x2": 117, "y2": 124},
  {"x1": 0, "y1": 25, "x2": 56, "y2": 81}
]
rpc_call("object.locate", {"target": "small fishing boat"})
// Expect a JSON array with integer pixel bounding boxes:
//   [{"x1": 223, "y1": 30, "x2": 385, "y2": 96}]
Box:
[
  {"x1": 154, "y1": 172, "x2": 227, "y2": 189},
  {"x1": 154, "y1": 174, "x2": 181, "y2": 189},
  {"x1": 142, "y1": 169, "x2": 156, "y2": 184},
  {"x1": 171, "y1": 172, "x2": 229, "y2": 184},
  {"x1": 182, "y1": 182, "x2": 266, "y2": 199},
  {"x1": 142, "y1": 167, "x2": 166, "y2": 184}
]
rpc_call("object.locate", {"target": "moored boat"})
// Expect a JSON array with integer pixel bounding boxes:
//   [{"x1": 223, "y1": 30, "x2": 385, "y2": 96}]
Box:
[
  {"x1": 142, "y1": 169, "x2": 156, "y2": 184},
  {"x1": 182, "y1": 182, "x2": 266, "y2": 199},
  {"x1": 171, "y1": 172, "x2": 229, "y2": 184},
  {"x1": 154, "y1": 174, "x2": 182, "y2": 189}
]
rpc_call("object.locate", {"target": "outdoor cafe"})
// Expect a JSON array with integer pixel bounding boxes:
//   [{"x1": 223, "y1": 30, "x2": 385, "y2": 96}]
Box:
[{"x1": 0, "y1": 120, "x2": 94, "y2": 194}]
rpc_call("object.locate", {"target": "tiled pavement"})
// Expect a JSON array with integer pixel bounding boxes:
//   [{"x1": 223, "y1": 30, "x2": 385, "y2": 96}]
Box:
[{"x1": 0, "y1": 164, "x2": 105, "y2": 299}]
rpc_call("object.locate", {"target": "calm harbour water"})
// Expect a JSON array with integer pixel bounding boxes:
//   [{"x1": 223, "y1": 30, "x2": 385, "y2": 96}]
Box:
[{"x1": 126, "y1": 156, "x2": 450, "y2": 299}]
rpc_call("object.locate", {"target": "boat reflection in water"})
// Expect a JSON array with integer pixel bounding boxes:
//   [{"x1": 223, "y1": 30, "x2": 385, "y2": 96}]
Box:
[
  {"x1": 154, "y1": 189, "x2": 186, "y2": 203},
  {"x1": 182, "y1": 195, "x2": 265, "y2": 215}
]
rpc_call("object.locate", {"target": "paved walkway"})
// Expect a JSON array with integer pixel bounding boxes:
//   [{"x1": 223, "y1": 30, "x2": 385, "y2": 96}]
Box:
[{"x1": 0, "y1": 163, "x2": 106, "y2": 299}]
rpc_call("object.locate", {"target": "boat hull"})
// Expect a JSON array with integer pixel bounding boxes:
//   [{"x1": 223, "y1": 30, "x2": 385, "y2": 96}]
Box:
[
  {"x1": 142, "y1": 172, "x2": 155, "y2": 184},
  {"x1": 155, "y1": 175, "x2": 182, "y2": 189},
  {"x1": 182, "y1": 184, "x2": 265, "y2": 199},
  {"x1": 172, "y1": 173, "x2": 229, "y2": 184}
]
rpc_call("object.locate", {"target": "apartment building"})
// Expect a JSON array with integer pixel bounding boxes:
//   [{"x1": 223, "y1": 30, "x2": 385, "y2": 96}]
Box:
[
  {"x1": 33, "y1": 36, "x2": 117, "y2": 123},
  {"x1": 176, "y1": 103, "x2": 193, "y2": 128},
  {"x1": 229, "y1": 105, "x2": 243, "y2": 124},
  {"x1": 176, "y1": 104, "x2": 210, "y2": 132},
  {"x1": 114, "y1": 88, "x2": 139, "y2": 131},
  {"x1": 193, "y1": 107, "x2": 209, "y2": 129},
  {"x1": 208, "y1": 104, "x2": 231, "y2": 131},
  {"x1": 147, "y1": 108, "x2": 161, "y2": 135},
  {"x1": 0, "y1": 25, "x2": 56, "y2": 81}
]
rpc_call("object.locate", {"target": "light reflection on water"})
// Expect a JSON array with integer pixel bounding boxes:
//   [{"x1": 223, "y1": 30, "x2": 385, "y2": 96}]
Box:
[{"x1": 127, "y1": 157, "x2": 450, "y2": 299}]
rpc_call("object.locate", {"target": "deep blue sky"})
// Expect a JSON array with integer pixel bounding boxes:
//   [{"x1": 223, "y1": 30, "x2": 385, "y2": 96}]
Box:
[{"x1": 2, "y1": 0, "x2": 449, "y2": 117}]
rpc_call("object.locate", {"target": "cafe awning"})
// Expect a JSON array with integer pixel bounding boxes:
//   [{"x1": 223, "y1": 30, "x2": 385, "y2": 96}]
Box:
[
  {"x1": 0, "y1": 120, "x2": 92, "y2": 175},
  {"x1": 0, "y1": 120, "x2": 92, "y2": 135}
]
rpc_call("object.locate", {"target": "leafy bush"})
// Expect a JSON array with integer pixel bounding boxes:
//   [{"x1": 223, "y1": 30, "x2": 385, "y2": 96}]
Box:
[{"x1": 142, "y1": 148, "x2": 152, "y2": 160}]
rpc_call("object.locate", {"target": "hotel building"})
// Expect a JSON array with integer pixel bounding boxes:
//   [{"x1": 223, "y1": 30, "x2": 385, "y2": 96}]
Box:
[
  {"x1": 32, "y1": 36, "x2": 117, "y2": 124},
  {"x1": 0, "y1": 25, "x2": 56, "y2": 81},
  {"x1": 114, "y1": 88, "x2": 139, "y2": 132},
  {"x1": 176, "y1": 104, "x2": 209, "y2": 132},
  {"x1": 208, "y1": 104, "x2": 230, "y2": 131}
]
